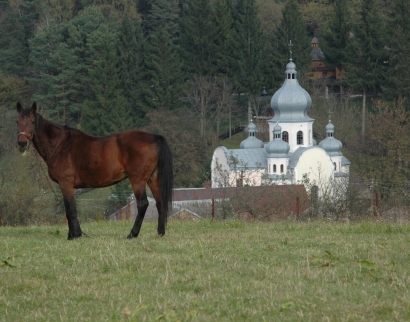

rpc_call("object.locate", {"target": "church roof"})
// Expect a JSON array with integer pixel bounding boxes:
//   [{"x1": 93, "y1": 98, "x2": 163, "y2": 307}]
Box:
[
  {"x1": 266, "y1": 123, "x2": 290, "y2": 157},
  {"x1": 288, "y1": 147, "x2": 310, "y2": 168},
  {"x1": 311, "y1": 47, "x2": 325, "y2": 61},
  {"x1": 240, "y1": 121, "x2": 264, "y2": 149},
  {"x1": 269, "y1": 59, "x2": 313, "y2": 123},
  {"x1": 222, "y1": 147, "x2": 267, "y2": 170},
  {"x1": 319, "y1": 121, "x2": 343, "y2": 156}
]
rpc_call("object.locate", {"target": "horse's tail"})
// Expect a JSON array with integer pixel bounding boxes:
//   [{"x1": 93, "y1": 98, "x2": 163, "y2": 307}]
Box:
[{"x1": 155, "y1": 135, "x2": 174, "y2": 228}]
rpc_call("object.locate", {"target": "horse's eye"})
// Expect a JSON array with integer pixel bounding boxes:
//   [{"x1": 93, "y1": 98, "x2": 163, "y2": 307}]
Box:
[
  {"x1": 16, "y1": 120, "x2": 18, "y2": 124},
  {"x1": 32, "y1": 121, "x2": 35, "y2": 124}
]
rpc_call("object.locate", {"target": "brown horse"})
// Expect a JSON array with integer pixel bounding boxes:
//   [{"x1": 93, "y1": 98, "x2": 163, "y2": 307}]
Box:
[{"x1": 16, "y1": 102, "x2": 173, "y2": 240}]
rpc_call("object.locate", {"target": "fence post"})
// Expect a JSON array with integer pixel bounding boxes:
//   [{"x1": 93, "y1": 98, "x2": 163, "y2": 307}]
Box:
[
  {"x1": 296, "y1": 196, "x2": 300, "y2": 221},
  {"x1": 375, "y1": 192, "x2": 380, "y2": 220},
  {"x1": 211, "y1": 199, "x2": 215, "y2": 220},
  {"x1": 127, "y1": 200, "x2": 131, "y2": 220}
]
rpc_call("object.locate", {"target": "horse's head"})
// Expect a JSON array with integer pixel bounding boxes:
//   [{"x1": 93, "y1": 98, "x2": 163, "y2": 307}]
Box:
[{"x1": 16, "y1": 102, "x2": 37, "y2": 152}]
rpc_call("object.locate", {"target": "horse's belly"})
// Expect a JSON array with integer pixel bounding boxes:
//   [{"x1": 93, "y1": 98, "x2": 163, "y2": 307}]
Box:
[{"x1": 74, "y1": 163, "x2": 127, "y2": 188}]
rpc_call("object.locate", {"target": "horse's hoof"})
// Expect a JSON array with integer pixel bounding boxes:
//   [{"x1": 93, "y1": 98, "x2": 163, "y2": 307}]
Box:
[
  {"x1": 157, "y1": 231, "x2": 165, "y2": 237},
  {"x1": 127, "y1": 232, "x2": 136, "y2": 239},
  {"x1": 67, "y1": 231, "x2": 82, "y2": 240}
]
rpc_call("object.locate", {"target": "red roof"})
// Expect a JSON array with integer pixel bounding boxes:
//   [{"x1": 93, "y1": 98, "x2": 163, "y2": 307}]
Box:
[{"x1": 173, "y1": 185, "x2": 311, "y2": 220}]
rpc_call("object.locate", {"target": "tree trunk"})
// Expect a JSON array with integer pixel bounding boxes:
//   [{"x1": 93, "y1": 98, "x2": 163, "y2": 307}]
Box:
[
  {"x1": 229, "y1": 104, "x2": 232, "y2": 139},
  {"x1": 361, "y1": 88, "x2": 366, "y2": 143}
]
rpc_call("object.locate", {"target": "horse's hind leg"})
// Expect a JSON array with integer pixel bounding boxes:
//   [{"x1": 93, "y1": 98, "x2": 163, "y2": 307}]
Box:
[
  {"x1": 127, "y1": 182, "x2": 149, "y2": 239},
  {"x1": 147, "y1": 173, "x2": 165, "y2": 236}
]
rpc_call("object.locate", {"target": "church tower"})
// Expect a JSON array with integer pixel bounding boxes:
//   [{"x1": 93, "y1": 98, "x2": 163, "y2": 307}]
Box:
[{"x1": 268, "y1": 42, "x2": 314, "y2": 153}]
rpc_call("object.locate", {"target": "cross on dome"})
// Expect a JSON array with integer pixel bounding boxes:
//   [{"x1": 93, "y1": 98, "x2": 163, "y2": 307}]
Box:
[{"x1": 288, "y1": 40, "x2": 293, "y2": 60}]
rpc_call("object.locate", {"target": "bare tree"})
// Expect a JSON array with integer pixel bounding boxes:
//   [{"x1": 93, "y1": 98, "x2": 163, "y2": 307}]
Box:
[{"x1": 184, "y1": 75, "x2": 235, "y2": 139}]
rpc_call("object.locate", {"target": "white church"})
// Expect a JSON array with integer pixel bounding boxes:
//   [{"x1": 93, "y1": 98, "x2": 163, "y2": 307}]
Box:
[{"x1": 211, "y1": 55, "x2": 351, "y2": 198}]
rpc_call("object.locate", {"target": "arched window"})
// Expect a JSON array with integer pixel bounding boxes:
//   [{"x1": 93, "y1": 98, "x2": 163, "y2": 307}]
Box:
[
  {"x1": 297, "y1": 131, "x2": 303, "y2": 145},
  {"x1": 287, "y1": 73, "x2": 291, "y2": 79},
  {"x1": 280, "y1": 164, "x2": 284, "y2": 173},
  {"x1": 292, "y1": 73, "x2": 295, "y2": 79},
  {"x1": 282, "y1": 131, "x2": 289, "y2": 143},
  {"x1": 334, "y1": 162, "x2": 337, "y2": 171},
  {"x1": 273, "y1": 164, "x2": 277, "y2": 173}
]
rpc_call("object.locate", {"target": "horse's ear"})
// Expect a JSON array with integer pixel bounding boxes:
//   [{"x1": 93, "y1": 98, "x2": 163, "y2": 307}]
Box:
[
  {"x1": 31, "y1": 102, "x2": 37, "y2": 113},
  {"x1": 17, "y1": 102, "x2": 23, "y2": 113}
]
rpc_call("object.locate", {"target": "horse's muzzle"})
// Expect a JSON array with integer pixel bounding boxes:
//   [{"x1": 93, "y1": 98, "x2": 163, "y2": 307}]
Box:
[
  {"x1": 17, "y1": 132, "x2": 33, "y2": 152},
  {"x1": 17, "y1": 140, "x2": 28, "y2": 152}
]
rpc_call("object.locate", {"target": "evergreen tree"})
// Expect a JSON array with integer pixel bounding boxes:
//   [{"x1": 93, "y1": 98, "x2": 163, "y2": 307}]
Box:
[
  {"x1": 144, "y1": 28, "x2": 185, "y2": 110},
  {"x1": 117, "y1": 15, "x2": 149, "y2": 127},
  {"x1": 344, "y1": 0, "x2": 386, "y2": 140},
  {"x1": 141, "y1": 0, "x2": 180, "y2": 43},
  {"x1": 27, "y1": 7, "x2": 107, "y2": 124},
  {"x1": 82, "y1": 23, "x2": 132, "y2": 135},
  {"x1": 212, "y1": 0, "x2": 236, "y2": 77},
  {"x1": 274, "y1": 0, "x2": 311, "y2": 78},
  {"x1": 320, "y1": 0, "x2": 351, "y2": 95},
  {"x1": 230, "y1": 0, "x2": 270, "y2": 120},
  {"x1": 381, "y1": 0, "x2": 410, "y2": 103},
  {"x1": 179, "y1": 0, "x2": 217, "y2": 76},
  {"x1": 0, "y1": 8, "x2": 28, "y2": 76}
]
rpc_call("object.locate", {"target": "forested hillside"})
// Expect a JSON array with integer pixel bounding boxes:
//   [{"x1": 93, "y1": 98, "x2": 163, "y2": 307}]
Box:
[{"x1": 1, "y1": 0, "x2": 410, "y2": 224}]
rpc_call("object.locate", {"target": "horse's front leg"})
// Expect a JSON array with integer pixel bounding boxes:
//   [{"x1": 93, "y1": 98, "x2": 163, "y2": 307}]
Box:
[{"x1": 59, "y1": 180, "x2": 82, "y2": 240}]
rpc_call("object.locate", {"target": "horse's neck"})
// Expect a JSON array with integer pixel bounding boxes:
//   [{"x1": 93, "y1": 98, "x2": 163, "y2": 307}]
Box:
[{"x1": 33, "y1": 117, "x2": 67, "y2": 162}]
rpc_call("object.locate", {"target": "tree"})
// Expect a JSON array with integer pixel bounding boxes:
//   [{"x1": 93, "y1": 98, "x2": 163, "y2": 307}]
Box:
[
  {"x1": 320, "y1": 0, "x2": 351, "y2": 95},
  {"x1": 381, "y1": 0, "x2": 410, "y2": 104},
  {"x1": 82, "y1": 23, "x2": 132, "y2": 135},
  {"x1": 117, "y1": 15, "x2": 149, "y2": 127},
  {"x1": 0, "y1": 5, "x2": 33, "y2": 77},
  {"x1": 179, "y1": 0, "x2": 217, "y2": 76},
  {"x1": 344, "y1": 0, "x2": 387, "y2": 142},
  {"x1": 144, "y1": 109, "x2": 209, "y2": 187},
  {"x1": 231, "y1": 0, "x2": 271, "y2": 121},
  {"x1": 211, "y1": 0, "x2": 236, "y2": 77},
  {"x1": 184, "y1": 75, "x2": 219, "y2": 138},
  {"x1": 274, "y1": 0, "x2": 311, "y2": 79},
  {"x1": 141, "y1": 0, "x2": 180, "y2": 43},
  {"x1": 27, "y1": 7, "x2": 107, "y2": 124},
  {"x1": 353, "y1": 100, "x2": 410, "y2": 199},
  {"x1": 144, "y1": 28, "x2": 185, "y2": 110}
]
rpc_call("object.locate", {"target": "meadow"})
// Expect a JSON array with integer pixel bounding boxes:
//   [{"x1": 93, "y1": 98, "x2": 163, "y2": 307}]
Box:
[{"x1": 1, "y1": 220, "x2": 409, "y2": 321}]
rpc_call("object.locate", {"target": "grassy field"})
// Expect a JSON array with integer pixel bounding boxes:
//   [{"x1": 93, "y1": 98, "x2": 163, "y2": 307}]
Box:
[{"x1": 1, "y1": 220, "x2": 410, "y2": 321}]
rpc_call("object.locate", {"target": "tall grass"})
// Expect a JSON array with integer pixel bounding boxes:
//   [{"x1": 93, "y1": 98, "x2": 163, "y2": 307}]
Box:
[{"x1": 1, "y1": 220, "x2": 409, "y2": 321}]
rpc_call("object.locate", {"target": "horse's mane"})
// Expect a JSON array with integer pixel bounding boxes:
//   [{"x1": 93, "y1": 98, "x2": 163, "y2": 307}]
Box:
[{"x1": 36, "y1": 112, "x2": 83, "y2": 138}]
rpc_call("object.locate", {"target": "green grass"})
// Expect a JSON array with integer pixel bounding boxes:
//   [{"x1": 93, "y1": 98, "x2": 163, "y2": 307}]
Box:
[
  {"x1": 1, "y1": 220, "x2": 410, "y2": 321},
  {"x1": 219, "y1": 131, "x2": 247, "y2": 149}
]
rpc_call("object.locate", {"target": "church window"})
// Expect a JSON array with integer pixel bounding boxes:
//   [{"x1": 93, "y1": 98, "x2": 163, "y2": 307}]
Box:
[
  {"x1": 334, "y1": 162, "x2": 337, "y2": 171},
  {"x1": 292, "y1": 73, "x2": 295, "y2": 79},
  {"x1": 288, "y1": 73, "x2": 291, "y2": 79},
  {"x1": 282, "y1": 131, "x2": 289, "y2": 143},
  {"x1": 280, "y1": 164, "x2": 284, "y2": 173},
  {"x1": 297, "y1": 131, "x2": 303, "y2": 145},
  {"x1": 273, "y1": 164, "x2": 277, "y2": 173}
]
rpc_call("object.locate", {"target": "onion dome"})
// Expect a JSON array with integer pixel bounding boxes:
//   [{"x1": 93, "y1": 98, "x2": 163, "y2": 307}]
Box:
[
  {"x1": 266, "y1": 123, "x2": 290, "y2": 157},
  {"x1": 240, "y1": 121, "x2": 264, "y2": 149},
  {"x1": 270, "y1": 59, "x2": 313, "y2": 123},
  {"x1": 319, "y1": 121, "x2": 343, "y2": 156}
]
